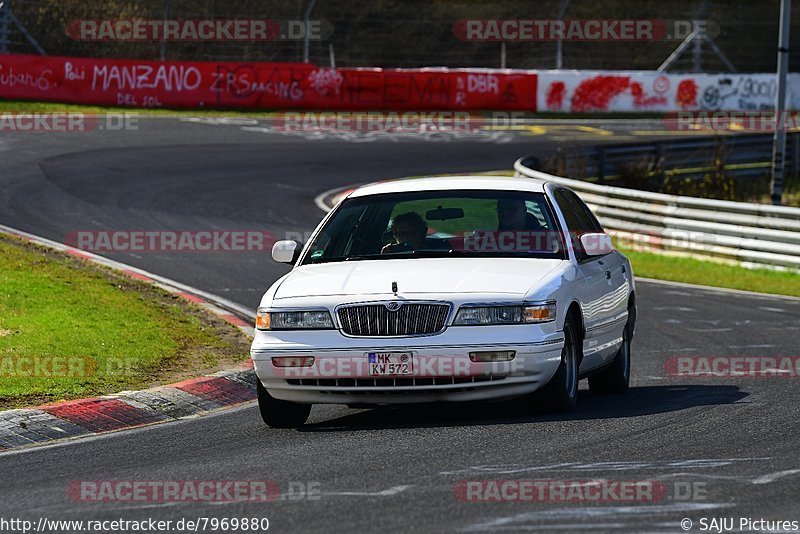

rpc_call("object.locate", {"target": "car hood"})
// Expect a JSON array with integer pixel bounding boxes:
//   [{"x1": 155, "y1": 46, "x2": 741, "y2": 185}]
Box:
[{"x1": 273, "y1": 258, "x2": 564, "y2": 299}]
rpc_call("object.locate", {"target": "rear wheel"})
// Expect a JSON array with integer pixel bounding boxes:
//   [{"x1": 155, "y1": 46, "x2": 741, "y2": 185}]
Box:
[
  {"x1": 588, "y1": 311, "x2": 633, "y2": 394},
  {"x1": 257, "y1": 380, "x2": 311, "y2": 428},
  {"x1": 533, "y1": 317, "x2": 579, "y2": 412}
]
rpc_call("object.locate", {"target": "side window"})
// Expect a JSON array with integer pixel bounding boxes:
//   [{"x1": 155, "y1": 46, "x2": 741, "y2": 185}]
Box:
[
  {"x1": 565, "y1": 190, "x2": 603, "y2": 234},
  {"x1": 525, "y1": 199, "x2": 552, "y2": 229},
  {"x1": 554, "y1": 190, "x2": 588, "y2": 262}
]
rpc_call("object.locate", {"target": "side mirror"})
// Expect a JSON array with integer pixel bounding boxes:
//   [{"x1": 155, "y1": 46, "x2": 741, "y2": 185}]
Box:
[
  {"x1": 579, "y1": 233, "x2": 613, "y2": 257},
  {"x1": 272, "y1": 240, "x2": 304, "y2": 264}
]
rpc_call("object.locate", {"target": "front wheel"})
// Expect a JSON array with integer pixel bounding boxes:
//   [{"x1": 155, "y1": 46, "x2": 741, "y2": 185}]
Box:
[
  {"x1": 257, "y1": 380, "x2": 311, "y2": 428},
  {"x1": 532, "y1": 318, "x2": 579, "y2": 412},
  {"x1": 588, "y1": 314, "x2": 632, "y2": 394}
]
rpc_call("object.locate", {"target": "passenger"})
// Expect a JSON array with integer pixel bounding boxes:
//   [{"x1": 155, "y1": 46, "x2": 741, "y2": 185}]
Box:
[
  {"x1": 497, "y1": 199, "x2": 542, "y2": 231},
  {"x1": 495, "y1": 198, "x2": 551, "y2": 253}
]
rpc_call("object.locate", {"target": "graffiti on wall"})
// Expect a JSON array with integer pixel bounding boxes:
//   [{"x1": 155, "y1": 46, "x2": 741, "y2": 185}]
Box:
[
  {"x1": 539, "y1": 72, "x2": 798, "y2": 112},
  {"x1": 1, "y1": 55, "x2": 797, "y2": 113},
  {"x1": 0, "y1": 54, "x2": 538, "y2": 111}
]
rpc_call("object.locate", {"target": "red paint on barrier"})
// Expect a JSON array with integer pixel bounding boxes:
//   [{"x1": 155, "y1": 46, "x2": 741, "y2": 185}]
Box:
[
  {"x1": 545, "y1": 81, "x2": 566, "y2": 110},
  {"x1": 0, "y1": 54, "x2": 538, "y2": 111},
  {"x1": 565, "y1": 75, "x2": 667, "y2": 112},
  {"x1": 676, "y1": 79, "x2": 698, "y2": 108}
]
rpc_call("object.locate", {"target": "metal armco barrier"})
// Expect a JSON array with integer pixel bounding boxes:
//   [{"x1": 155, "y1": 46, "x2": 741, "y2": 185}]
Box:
[
  {"x1": 551, "y1": 133, "x2": 800, "y2": 183},
  {"x1": 515, "y1": 155, "x2": 800, "y2": 272}
]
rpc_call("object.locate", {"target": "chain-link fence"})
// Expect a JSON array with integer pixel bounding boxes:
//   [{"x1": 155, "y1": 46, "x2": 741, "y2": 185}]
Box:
[{"x1": 2, "y1": 0, "x2": 799, "y2": 72}]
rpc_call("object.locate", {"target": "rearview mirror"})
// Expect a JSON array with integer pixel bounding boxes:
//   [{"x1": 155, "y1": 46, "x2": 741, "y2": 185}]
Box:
[
  {"x1": 579, "y1": 233, "x2": 613, "y2": 257},
  {"x1": 426, "y1": 207, "x2": 464, "y2": 221},
  {"x1": 272, "y1": 240, "x2": 304, "y2": 264}
]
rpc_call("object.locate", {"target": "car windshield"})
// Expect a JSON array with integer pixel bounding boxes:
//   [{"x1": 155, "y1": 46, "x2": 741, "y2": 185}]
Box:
[{"x1": 301, "y1": 189, "x2": 566, "y2": 264}]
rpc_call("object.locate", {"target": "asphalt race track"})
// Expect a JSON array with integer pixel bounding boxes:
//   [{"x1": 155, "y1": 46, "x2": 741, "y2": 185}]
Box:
[{"x1": 1, "y1": 118, "x2": 799, "y2": 533}]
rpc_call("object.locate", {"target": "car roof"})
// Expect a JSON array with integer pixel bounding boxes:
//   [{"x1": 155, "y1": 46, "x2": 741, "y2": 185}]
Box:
[{"x1": 346, "y1": 175, "x2": 549, "y2": 198}]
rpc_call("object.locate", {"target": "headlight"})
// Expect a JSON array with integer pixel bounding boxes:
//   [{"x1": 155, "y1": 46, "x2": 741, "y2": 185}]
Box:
[
  {"x1": 256, "y1": 308, "x2": 334, "y2": 330},
  {"x1": 453, "y1": 303, "x2": 556, "y2": 326}
]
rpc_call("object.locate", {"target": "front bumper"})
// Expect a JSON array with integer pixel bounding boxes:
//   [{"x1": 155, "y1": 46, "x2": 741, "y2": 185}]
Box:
[{"x1": 251, "y1": 329, "x2": 564, "y2": 404}]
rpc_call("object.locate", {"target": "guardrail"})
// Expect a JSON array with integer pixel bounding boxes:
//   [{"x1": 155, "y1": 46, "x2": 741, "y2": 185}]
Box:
[
  {"x1": 548, "y1": 132, "x2": 800, "y2": 183},
  {"x1": 514, "y1": 155, "x2": 800, "y2": 272}
]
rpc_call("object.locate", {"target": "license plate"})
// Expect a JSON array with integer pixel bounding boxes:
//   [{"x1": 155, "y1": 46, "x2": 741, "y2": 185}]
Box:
[{"x1": 367, "y1": 352, "x2": 413, "y2": 376}]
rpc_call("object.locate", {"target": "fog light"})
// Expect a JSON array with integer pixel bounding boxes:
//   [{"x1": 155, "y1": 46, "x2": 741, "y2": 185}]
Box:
[
  {"x1": 271, "y1": 356, "x2": 315, "y2": 368},
  {"x1": 469, "y1": 351, "x2": 516, "y2": 362}
]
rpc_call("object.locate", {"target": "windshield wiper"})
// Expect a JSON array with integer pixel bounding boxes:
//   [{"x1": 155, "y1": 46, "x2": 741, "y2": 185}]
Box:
[
  {"x1": 308, "y1": 249, "x2": 562, "y2": 264},
  {"x1": 310, "y1": 251, "x2": 447, "y2": 264},
  {"x1": 445, "y1": 249, "x2": 563, "y2": 258},
  {"x1": 344, "y1": 254, "x2": 394, "y2": 261},
  {"x1": 306, "y1": 254, "x2": 383, "y2": 264}
]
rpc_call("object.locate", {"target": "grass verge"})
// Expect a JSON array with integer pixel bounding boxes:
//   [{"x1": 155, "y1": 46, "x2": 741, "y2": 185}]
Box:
[
  {"x1": 619, "y1": 247, "x2": 800, "y2": 298},
  {"x1": 0, "y1": 233, "x2": 251, "y2": 410}
]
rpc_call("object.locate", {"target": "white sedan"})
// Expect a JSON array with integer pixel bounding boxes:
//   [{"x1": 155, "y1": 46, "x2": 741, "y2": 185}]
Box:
[{"x1": 250, "y1": 175, "x2": 636, "y2": 427}]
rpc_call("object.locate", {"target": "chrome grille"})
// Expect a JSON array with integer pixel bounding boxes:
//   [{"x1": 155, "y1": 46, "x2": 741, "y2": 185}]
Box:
[{"x1": 337, "y1": 303, "x2": 450, "y2": 337}]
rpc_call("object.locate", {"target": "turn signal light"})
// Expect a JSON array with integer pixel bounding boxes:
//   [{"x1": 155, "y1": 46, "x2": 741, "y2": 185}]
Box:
[
  {"x1": 271, "y1": 356, "x2": 315, "y2": 368},
  {"x1": 255, "y1": 309, "x2": 271, "y2": 330},
  {"x1": 523, "y1": 303, "x2": 557, "y2": 323},
  {"x1": 469, "y1": 351, "x2": 516, "y2": 362}
]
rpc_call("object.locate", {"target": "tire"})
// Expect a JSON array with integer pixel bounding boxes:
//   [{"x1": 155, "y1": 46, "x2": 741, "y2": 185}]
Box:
[
  {"x1": 588, "y1": 311, "x2": 632, "y2": 395},
  {"x1": 257, "y1": 380, "x2": 311, "y2": 428},
  {"x1": 533, "y1": 317, "x2": 579, "y2": 412}
]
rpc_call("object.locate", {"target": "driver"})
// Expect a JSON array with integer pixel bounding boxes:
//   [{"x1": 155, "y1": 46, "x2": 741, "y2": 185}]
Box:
[{"x1": 382, "y1": 212, "x2": 429, "y2": 253}]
